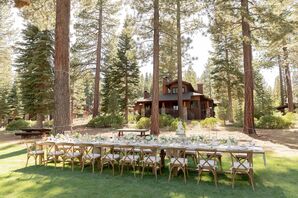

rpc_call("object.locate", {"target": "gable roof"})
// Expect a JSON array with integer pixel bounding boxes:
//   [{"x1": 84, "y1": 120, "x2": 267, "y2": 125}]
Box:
[{"x1": 166, "y1": 80, "x2": 195, "y2": 92}]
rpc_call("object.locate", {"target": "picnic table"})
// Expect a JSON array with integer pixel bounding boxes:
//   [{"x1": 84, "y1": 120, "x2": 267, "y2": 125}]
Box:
[
  {"x1": 117, "y1": 128, "x2": 150, "y2": 137},
  {"x1": 15, "y1": 128, "x2": 51, "y2": 139}
]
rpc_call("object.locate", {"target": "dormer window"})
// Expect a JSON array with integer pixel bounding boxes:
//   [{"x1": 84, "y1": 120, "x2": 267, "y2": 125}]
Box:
[{"x1": 172, "y1": 87, "x2": 185, "y2": 94}]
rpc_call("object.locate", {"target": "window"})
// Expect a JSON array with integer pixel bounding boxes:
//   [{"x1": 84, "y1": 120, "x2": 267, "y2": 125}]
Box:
[
  {"x1": 173, "y1": 105, "x2": 178, "y2": 110},
  {"x1": 172, "y1": 87, "x2": 177, "y2": 94},
  {"x1": 172, "y1": 87, "x2": 185, "y2": 94}
]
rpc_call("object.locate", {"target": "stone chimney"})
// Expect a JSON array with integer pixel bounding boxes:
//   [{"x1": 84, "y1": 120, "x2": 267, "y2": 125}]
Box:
[
  {"x1": 144, "y1": 91, "x2": 150, "y2": 99},
  {"x1": 197, "y1": 83, "x2": 203, "y2": 94},
  {"x1": 162, "y1": 77, "x2": 169, "y2": 95}
]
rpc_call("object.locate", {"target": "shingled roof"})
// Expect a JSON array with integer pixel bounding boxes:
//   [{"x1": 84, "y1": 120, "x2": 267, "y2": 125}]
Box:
[{"x1": 136, "y1": 92, "x2": 203, "y2": 103}]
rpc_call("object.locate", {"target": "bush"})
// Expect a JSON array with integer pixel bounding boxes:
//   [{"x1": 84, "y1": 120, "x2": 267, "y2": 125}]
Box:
[
  {"x1": 256, "y1": 114, "x2": 293, "y2": 129},
  {"x1": 136, "y1": 117, "x2": 151, "y2": 129},
  {"x1": 200, "y1": 117, "x2": 218, "y2": 129},
  {"x1": 6, "y1": 119, "x2": 30, "y2": 131},
  {"x1": 170, "y1": 119, "x2": 186, "y2": 131},
  {"x1": 87, "y1": 115, "x2": 124, "y2": 128},
  {"x1": 159, "y1": 114, "x2": 175, "y2": 128},
  {"x1": 43, "y1": 120, "x2": 53, "y2": 127},
  {"x1": 283, "y1": 112, "x2": 297, "y2": 124},
  {"x1": 128, "y1": 114, "x2": 137, "y2": 123}
]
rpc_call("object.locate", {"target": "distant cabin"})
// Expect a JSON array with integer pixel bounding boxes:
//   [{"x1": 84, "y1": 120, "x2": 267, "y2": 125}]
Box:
[{"x1": 134, "y1": 77, "x2": 216, "y2": 120}]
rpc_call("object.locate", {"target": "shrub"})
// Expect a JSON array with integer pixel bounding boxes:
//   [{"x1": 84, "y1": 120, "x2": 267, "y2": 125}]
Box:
[
  {"x1": 190, "y1": 120, "x2": 200, "y2": 127},
  {"x1": 87, "y1": 115, "x2": 124, "y2": 128},
  {"x1": 136, "y1": 117, "x2": 151, "y2": 129},
  {"x1": 256, "y1": 114, "x2": 293, "y2": 129},
  {"x1": 200, "y1": 117, "x2": 218, "y2": 129},
  {"x1": 159, "y1": 114, "x2": 175, "y2": 128},
  {"x1": 6, "y1": 119, "x2": 30, "y2": 131},
  {"x1": 283, "y1": 112, "x2": 297, "y2": 124},
  {"x1": 43, "y1": 120, "x2": 53, "y2": 127},
  {"x1": 170, "y1": 119, "x2": 186, "y2": 131},
  {"x1": 128, "y1": 114, "x2": 137, "y2": 123}
]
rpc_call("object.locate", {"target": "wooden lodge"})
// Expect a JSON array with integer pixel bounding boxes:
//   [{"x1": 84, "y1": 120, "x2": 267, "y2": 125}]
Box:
[{"x1": 134, "y1": 77, "x2": 216, "y2": 120}]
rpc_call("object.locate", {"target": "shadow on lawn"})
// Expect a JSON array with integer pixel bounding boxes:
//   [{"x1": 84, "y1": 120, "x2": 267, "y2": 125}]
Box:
[
  {"x1": 9, "y1": 164, "x2": 291, "y2": 198},
  {"x1": 0, "y1": 142, "x2": 20, "y2": 151},
  {"x1": 0, "y1": 148, "x2": 26, "y2": 160}
]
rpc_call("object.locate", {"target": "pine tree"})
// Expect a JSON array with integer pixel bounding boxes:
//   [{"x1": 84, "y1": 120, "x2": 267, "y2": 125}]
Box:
[
  {"x1": 73, "y1": 0, "x2": 120, "y2": 118},
  {"x1": 101, "y1": 18, "x2": 140, "y2": 121},
  {"x1": 184, "y1": 65, "x2": 197, "y2": 91},
  {"x1": 15, "y1": 24, "x2": 54, "y2": 127}
]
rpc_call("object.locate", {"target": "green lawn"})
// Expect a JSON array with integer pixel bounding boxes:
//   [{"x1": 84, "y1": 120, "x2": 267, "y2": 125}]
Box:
[{"x1": 0, "y1": 141, "x2": 297, "y2": 198}]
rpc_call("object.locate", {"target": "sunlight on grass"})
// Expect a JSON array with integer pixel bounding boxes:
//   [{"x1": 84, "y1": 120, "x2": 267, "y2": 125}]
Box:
[{"x1": 0, "y1": 143, "x2": 298, "y2": 197}]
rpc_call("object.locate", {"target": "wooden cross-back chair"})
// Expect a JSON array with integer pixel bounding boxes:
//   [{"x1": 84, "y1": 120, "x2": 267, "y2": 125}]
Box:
[
  {"x1": 99, "y1": 144, "x2": 120, "y2": 176},
  {"x1": 80, "y1": 143, "x2": 101, "y2": 173},
  {"x1": 167, "y1": 147, "x2": 188, "y2": 184},
  {"x1": 119, "y1": 145, "x2": 139, "y2": 177},
  {"x1": 57, "y1": 142, "x2": 82, "y2": 171},
  {"x1": 24, "y1": 141, "x2": 44, "y2": 167},
  {"x1": 44, "y1": 142, "x2": 64, "y2": 168},
  {"x1": 230, "y1": 151, "x2": 255, "y2": 191},
  {"x1": 196, "y1": 149, "x2": 218, "y2": 187},
  {"x1": 140, "y1": 146, "x2": 161, "y2": 180}
]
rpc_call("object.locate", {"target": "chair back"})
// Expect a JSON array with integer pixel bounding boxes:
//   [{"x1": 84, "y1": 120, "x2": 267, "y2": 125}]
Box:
[
  {"x1": 80, "y1": 143, "x2": 96, "y2": 157},
  {"x1": 196, "y1": 149, "x2": 217, "y2": 167},
  {"x1": 140, "y1": 146, "x2": 158, "y2": 163},
  {"x1": 56, "y1": 142, "x2": 74, "y2": 154},
  {"x1": 120, "y1": 145, "x2": 137, "y2": 160},
  {"x1": 100, "y1": 144, "x2": 115, "y2": 159},
  {"x1": 44, "y1": 142, "x2": 56, "y2": 154},
  {"x1": 230, "y1": 151, "x2": 253, "y2": 171},
  {"x1": 24, "y1": 141, "x2": 37, "y2": 153},
  {"x1": 166, "y1": 147, "x2": 186, "y2": 165}
]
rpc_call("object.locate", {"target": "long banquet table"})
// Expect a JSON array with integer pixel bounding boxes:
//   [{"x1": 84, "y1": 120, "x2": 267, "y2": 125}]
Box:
[{"x1": 37, "y1": 139, "x2": 266, "y2": 167}]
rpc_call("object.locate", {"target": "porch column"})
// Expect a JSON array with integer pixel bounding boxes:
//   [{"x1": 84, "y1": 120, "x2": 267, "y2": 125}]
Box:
[{"x1": 161, "y1": 102, "x2": 166, "y2": 114}]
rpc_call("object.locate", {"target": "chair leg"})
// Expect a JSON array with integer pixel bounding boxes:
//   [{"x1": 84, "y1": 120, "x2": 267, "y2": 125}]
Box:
[
  {"x1": 100, "y1": 161, "x2": 103, "y2": 174},
  {"x1": 232, "y1": 171, "x2": 236, "y2": 189},
  {"x1": 197, "y1": 169, "x2": 202, "y2": 184},
  {"x1": 132, "y1": 164, "x2": 136, "y2": 177},
  {"x1": 71, "y1": 159, "x2": 74, "y2": 171},
  {"x1": 120, "y1": 163, "x2": 124, "y2": 176},
  {"x1": 249, "y1": 170, "x2": 255, "y2": 191},
  {"x1": 183, "y1": 168, "x2": 187, "y2": 184},
  {"x1": 81, "y1": 160, "x2": 85, "y2": 172},
  {"x1": 168, "y1": 166, "x2": 173, "y2": 182},
  {"x1": 141, "y1": 164, "x2": 145, "y2": 179},
  {"x1": 54, "y1": 156, "x2": 57, "y2": 168},
  {"x1": 26, "y1": 156, "x2": 30, "y2": 167},
  {"x1": 213, "y1": 169, "x2": 218, "y2": 188},
  {"x1": 112, "y1": 162, "x2": 115, "y2": 176},
  {"x1": 92, "y1": 160, "x2": 95, "y2": 173}
]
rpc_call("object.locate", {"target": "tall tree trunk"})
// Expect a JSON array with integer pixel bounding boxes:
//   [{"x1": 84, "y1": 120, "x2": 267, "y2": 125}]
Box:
[
  {"x1": 176, "y1": 0, "x2": 183, "y2": 120},
  {"x1": 53, "y1": 0, "x2": 71, "y2": 134},
  {"x1": 93, "y1": 0, "x2": 103, "y2": 118},
  {"x1": 36, "y1": 113, "x2": 44, "y2": 128},
  {"x1": 241, "y1": 0, "x2": 255, "y2": 134},
  {"x1": 151, "y1": 0, "x2": 160, "y2": 135},
  {"x1": 225, "y1": 48, "x2": 234, "y2": 123},
  {"x1": 125, "y1": 64, "x2": 128, "y2": 122},
  {"x1": 283, "y1": 46, "x2": 294, "y2": 112},
  {"x1": 278, "y1": 55, "x2": 285, "y2": 106}
]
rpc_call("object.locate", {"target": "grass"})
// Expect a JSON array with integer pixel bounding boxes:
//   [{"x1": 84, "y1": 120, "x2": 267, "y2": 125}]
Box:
[{"x1": 0, "y1": 142, "x2": 298, "y2": 198}]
